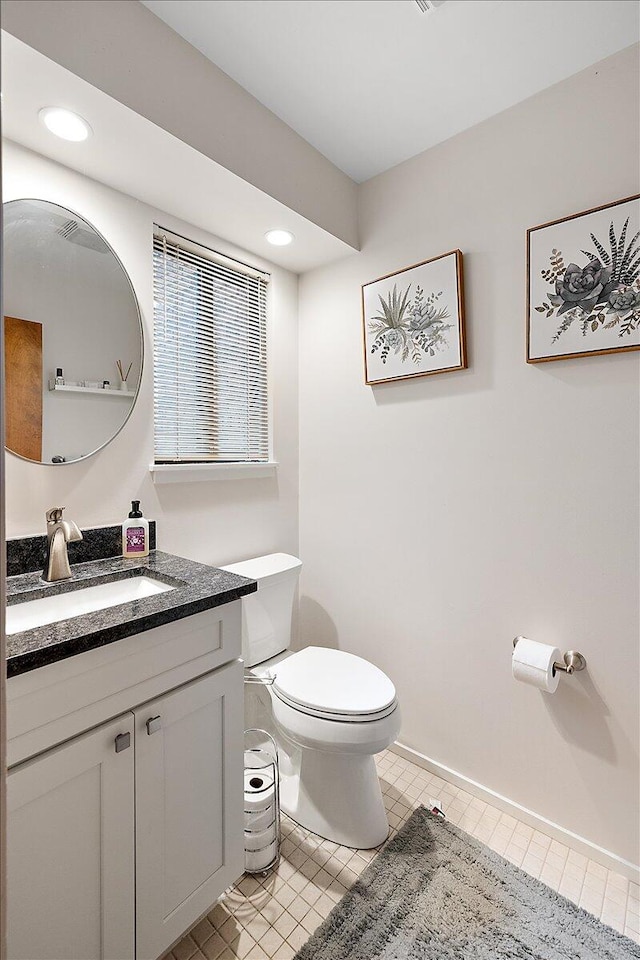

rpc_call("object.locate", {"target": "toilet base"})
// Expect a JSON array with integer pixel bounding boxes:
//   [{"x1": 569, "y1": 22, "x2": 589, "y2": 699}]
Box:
[{"x1": 279, "y1": 746, "x2": 389, "y2": 849}]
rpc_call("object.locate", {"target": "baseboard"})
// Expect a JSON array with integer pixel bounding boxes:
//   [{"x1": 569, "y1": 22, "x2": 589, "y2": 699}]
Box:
[{"x1": 390, "y1": 741, "x2": 640, "y2": 884}]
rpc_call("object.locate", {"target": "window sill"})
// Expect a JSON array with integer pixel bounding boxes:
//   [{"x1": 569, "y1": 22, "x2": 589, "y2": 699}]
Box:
[{"x1": 149, "y1": 461, "x2": 278, "y2": 484}]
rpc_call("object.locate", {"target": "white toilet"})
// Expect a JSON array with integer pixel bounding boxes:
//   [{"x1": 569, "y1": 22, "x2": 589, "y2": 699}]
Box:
[{"x1": 221, "y1": 553, "x2": 401, "y2": 849}]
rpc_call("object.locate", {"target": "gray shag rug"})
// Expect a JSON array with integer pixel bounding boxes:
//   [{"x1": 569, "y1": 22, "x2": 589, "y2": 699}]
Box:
[{"x1": 294, "y1": 807, "x2": 640, "y2": 959}]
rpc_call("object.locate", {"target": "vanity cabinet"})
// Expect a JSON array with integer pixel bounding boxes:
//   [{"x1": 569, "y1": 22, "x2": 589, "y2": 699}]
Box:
[
  {"x1": 135, "y1": 663, "x2": 243, "y2": 960},
  {"x1": 6, "y1": 604, "x2": 245, "y2": 960},
  {"x1": 7, "y1": 713, "x2": 136, "y2": 960}
]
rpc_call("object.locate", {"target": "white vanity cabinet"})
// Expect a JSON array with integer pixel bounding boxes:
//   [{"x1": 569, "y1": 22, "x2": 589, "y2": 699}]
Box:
[
  {"x1": 6, "y1": 603, "x2": 245, "y2": 960},
  {"x1": 7, "y1": 713, "x2": 136, "y2": 960},
  {"x1": 135, "y1": 663, "x2": 243, "y2": 960}
]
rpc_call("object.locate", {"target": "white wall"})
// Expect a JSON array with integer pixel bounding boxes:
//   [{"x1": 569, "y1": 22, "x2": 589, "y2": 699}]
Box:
[
  {"x1": 3, "y1": 141, "x2": 299, "y2": 567},
  {"x1": 298, "y1": 46, "x2": 640, "y2": 867}
]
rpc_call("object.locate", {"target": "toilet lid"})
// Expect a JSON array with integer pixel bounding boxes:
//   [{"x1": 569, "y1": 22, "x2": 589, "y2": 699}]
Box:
[{"x1": 272, "y1": 647, "x2": 396, "y2": 719}]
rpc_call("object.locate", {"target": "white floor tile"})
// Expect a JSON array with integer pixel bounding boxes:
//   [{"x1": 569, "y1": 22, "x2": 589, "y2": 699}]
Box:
[{"x1": 164, "y1": 749, "x2": 637, "y2": 959}]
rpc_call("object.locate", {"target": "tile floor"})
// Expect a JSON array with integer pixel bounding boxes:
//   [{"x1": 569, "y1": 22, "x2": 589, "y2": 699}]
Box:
[{"x1": 162, "y1": 748, "x2": 640, "y2": 960}]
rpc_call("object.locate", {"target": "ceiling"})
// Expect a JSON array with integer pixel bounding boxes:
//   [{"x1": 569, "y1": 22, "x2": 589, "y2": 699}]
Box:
[
  {"x1": 141, "y1": 0, "x2": 640, "y2": 182},
  {"x1": 1, "y1": 33, "x2": 355, "y2": 273}
]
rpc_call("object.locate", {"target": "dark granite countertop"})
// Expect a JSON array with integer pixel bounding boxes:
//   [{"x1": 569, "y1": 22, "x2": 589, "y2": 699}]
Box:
[{"x1": 6, "y1": 550, "x2": 256, "y2": 677}]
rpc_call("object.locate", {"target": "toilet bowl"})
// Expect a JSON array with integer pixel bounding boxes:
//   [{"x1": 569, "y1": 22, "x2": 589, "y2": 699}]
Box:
[
  {"x1": 269, "y1": 646, "x2": 401, "y2": 848},
  {"x1": 221, "y1": 553, "x2": 400, "y2": 849}
]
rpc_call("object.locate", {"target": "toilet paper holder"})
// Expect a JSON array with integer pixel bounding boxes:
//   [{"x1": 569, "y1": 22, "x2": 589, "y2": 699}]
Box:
[
  {"x1": 244, "y1": 728, "x2": 281, "y2": 874},
  {"x1": 512, "y1": 637, "x2": 587, "y2": 675}
]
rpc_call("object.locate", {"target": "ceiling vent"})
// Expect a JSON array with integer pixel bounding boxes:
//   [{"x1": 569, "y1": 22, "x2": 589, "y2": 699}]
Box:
[
  {"x1": 57, "y1": 218, "x2": 80, "y2": 241},
  {"x1": 56, "y1": 218, "x2": 108, "y2": 253},
  {"x1": 414, "y1": 0, "x2": 447, "y2": 11}
]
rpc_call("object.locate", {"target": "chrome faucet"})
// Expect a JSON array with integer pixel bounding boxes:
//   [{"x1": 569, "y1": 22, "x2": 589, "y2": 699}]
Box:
[{"x1": 43, "y1": 507, "x2": 83, "y2": 582}]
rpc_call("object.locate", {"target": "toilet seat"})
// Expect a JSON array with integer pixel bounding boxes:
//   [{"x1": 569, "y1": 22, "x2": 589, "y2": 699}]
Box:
[{"x1": 272, "y1": 647, "x2": 397, "y2": 723}]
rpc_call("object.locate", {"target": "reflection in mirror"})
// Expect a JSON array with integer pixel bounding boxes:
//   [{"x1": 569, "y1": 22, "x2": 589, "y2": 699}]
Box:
[{"x1": 3, "y1": 199, "x2": 143, "y2": 464}]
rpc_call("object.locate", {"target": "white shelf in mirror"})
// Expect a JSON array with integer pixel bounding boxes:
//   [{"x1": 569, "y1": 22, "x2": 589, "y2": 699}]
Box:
[{"x1": 48, "y1": 381, "x2": 133, "y2": 398}]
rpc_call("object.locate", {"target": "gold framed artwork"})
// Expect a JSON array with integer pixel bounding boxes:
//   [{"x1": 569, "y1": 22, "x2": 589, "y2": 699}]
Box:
[
  {"x1": 361, "y1": 250, "x2": 466, "y2": 385},
  {"x1": 527, "y1": 195, "x2": 640, "y2": 363}
]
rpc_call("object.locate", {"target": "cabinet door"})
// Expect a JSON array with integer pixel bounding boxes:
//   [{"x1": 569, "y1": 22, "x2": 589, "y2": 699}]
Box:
[
  {"x1": 135, "y1": 661, "x2": 244, "y2": 960},
  {"x1": 7, "y1": 714, "x2": 135, "y2": 960}
]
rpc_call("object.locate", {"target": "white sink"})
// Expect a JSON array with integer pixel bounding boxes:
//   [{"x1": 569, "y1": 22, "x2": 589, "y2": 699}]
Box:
[{"x1": 6, "y1": 576, "x2": 175, "y2": 635}]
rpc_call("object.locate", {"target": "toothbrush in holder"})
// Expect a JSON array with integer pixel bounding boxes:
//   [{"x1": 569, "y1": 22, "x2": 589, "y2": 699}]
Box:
[{"x1": 116, "y1": 359, "x2": 133, "y2": 391}]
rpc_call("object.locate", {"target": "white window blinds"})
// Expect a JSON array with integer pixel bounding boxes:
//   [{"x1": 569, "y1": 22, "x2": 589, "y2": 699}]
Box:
[{"x1": 153, "y1": 231, "x2": 269, "y2": 463}]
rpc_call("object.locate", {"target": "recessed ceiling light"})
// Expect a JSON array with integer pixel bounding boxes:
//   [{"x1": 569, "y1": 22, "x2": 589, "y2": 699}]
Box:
[
  {"x1": 265, "y1": 229, "x2": 294, "y2": 246},
  {"x1": 39, "y1": 107, "x2": 92, "y2": 142}
]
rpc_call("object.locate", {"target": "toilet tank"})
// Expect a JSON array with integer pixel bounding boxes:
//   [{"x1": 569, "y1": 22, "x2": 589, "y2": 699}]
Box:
[{"x1": 220, "y1": 553, "x2": 302, "y2": 667}]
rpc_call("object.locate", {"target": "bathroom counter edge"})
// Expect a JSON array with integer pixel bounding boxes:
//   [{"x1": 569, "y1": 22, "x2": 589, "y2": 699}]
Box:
[{"x1": 5, "y1": 549, "x2": 256, "y2": 677}]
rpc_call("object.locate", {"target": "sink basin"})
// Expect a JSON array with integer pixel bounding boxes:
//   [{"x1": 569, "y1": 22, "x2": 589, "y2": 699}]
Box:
[{"x1": 6, "y1": 575, "x2": 175, "y2": 635}]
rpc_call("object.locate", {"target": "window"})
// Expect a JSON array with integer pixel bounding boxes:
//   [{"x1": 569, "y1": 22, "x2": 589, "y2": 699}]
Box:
[{"x1": 153, "y1": 230, "x2": 269, "y2": 463}]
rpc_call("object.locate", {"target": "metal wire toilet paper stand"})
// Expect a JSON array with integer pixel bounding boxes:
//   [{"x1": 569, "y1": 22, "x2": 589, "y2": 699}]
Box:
[{"x1": 244, "y1": 727, "x2": 281, "y2": 874}]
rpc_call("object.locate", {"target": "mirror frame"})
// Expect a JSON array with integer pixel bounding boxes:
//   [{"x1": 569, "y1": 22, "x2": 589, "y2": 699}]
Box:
[{"x1": 3, "y1": 197, "x2": 145, "y2": 466}]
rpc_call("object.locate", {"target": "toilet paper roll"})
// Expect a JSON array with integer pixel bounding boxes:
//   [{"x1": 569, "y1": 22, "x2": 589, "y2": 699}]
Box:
[
  {"x1": 245, "y1": 804, "x2": 277, "y2": 833},
  {"x1": 244, "y1": 767, "x2": 276, "y2": 813},
  {"x1": 245, "y1": 838, "x2": 278, "y2": 873},
  {"x1": 512, "y1": 637, "x2": 560, "y2": 694},
  {"x1": 244, "y1": 822, "x2": 278, "y2": 852}
]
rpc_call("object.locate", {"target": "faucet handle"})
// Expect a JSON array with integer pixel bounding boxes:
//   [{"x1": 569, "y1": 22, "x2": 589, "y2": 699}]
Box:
[{"x1": 46, "y1": 507, "x2": 65, "y2": 523}]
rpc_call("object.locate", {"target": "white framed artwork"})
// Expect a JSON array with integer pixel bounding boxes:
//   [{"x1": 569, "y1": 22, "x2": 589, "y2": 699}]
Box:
[
  {"x1": 361, "y1": 250, "x2": 466, "y2": 385},
  {"x1": 527, "y1": 195, "x2": 640, "y2": 363}
]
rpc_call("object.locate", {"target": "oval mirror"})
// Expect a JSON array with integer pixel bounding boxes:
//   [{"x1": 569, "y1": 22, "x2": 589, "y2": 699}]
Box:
[{"x1": 3, "y1": 198, "x2": 143, "y2": 464}]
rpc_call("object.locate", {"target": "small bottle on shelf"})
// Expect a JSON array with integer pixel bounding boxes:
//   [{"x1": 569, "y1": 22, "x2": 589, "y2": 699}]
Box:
[{"x1": 55, "y1": 368, "x2": 65, "y2": 385}]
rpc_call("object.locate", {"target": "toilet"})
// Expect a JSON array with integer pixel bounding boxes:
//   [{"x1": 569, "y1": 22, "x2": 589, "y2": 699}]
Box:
[{"x1": 221, "y1": 553, "x2": 401, "y2": 849}]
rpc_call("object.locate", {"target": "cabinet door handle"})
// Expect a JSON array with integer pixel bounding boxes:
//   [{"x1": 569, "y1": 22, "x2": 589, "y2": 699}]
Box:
[
  {"x1": 146, "y1": 715, "x2": 162, "y2": 735},
  {"x1": 115, "y1": 732, "x2": 131, "y2": 753}
]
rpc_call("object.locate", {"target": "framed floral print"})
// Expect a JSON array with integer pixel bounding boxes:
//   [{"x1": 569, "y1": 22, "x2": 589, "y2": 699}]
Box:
[
  {"x1": 361, "y1": 250, "x2": 466, "y2": 385},
  {"x1": 527, "y1": 195, "x2": 640, "y2": 363}
]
